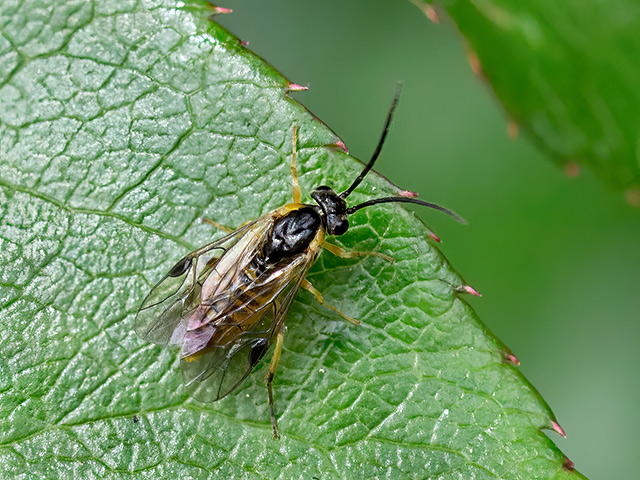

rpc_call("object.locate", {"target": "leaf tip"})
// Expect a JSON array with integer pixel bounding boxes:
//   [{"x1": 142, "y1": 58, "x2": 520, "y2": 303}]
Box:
[
  {"x1": 551, "y1": 420, "x2": 566, "y2": 438},
  {"x1": 210, "y1": 5, "x2": 233, "y2": 15},
  {"x1": 502, "y1": 350, "x2": 520, "y2": 366},
  {"x1": 565, "y1": 162, "x2": 580, "y2": 178},
  {"x1": 466, "y1": 49, "x2": 484, "y2": 79},
  {"x1": 411, "y1": 0, "x2": 440, "y2": 23},
  {"x1": 423, "y1": 5, "x2": 440, "y2": 23},
  {"x1": 288, "y1": 83, "x2": 309, "y2": 92},
  {"x1": 457, "y1": 284, "x2": 482, "y2": 297},
  {"x1": 506, "y1": 119, "x2": 519, "y2": 139},
  {"x1": 399, "y1": 189, "x2": 419, "y2": 198},
  {"x1": 562, "y1": 457, "x2": 575, "y2": 471},
  {"x1": 335, "y1": 139, "x2": 349, "y2": 153},
  {"x1": 625, "y1": 188, "x2": 640, "y2": 207}
]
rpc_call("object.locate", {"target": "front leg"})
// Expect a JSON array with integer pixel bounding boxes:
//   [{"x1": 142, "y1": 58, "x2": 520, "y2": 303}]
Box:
[
  {"x1": 290, "y1": 125, "x2": 302, "y2": 204},
  {"x1": 323, "y1": 241, "x2": 394, "y2": 264},
  {"x1": 201, "y1": 217, "x2": 235, "y2": 234},
  {"x1": 301, "y1": 278, "x2": 360, "y2": 326}
]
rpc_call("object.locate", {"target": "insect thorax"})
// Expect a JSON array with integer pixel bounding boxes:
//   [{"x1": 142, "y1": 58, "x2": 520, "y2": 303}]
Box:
[{"x1": 262, "y1": 206, "x2": 323, "y2": 264}]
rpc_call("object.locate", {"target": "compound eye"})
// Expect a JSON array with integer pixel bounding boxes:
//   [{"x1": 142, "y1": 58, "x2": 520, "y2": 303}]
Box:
[{"x1": 328, "y1": 214, "x2": 349, "y2": 236}]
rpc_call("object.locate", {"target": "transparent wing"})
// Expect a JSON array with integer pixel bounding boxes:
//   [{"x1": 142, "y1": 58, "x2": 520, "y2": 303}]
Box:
[
  {"x1": 134, "y1": 220, "x2": 261, "y2": 345},
  {"x1": 136, "y1": 205, "x2": 323, "y2": 402},
  {"x1": 183, "y1": 309, "x2": 275, "y2": 401},
  {"x1": 182, "y1": 256, "x2": 313, "y2": 402}
]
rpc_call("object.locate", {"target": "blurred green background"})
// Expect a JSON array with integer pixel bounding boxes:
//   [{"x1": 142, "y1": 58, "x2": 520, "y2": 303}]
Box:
[{"x1": 221, "y1": 1, "x2": 639, "y2": 478}]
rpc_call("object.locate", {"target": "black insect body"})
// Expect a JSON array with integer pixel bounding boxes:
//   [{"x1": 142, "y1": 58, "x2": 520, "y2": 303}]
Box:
[
  {"x1": 263, "y1": 207, "x2": 322, "y2": 265},
  {"x1": 135, "y1": 89, "x2": 464, "y2": 439}
]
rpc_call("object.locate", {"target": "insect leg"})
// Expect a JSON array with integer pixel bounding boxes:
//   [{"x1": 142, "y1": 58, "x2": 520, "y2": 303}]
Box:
[
  {"x1": 323, "y1": 241, "x2": 394, "y2": 263},
  {"x1": 301, "y1": 279, "x2": 360, "y2": 326},
  {"x1": 266, "y1": 328, "x2": 285, "y2": 439},
  {"x1": 291, "y1": 125, "x2": 302, "y2": 204},
  {"x1": 201, "y1": 217, "x2": 234, "y2": 234}
]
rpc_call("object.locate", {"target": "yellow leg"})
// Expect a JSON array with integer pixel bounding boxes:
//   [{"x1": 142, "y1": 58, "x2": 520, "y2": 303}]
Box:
[
  {"x1": 291, "y1": 125, "x2": 301, "y2": 204},
  {"x1": 266, "y1": 329, "x2": 284, "y2": 439},
  {"x1": 301, "y1": 278, "x2": 360, "y2": 326},
  {"x1": 323, "y1": 241, "x2": 394, "y2": 264},
  {"x1": 201, "y1": 217, "x2": 234, "y2": 234}
]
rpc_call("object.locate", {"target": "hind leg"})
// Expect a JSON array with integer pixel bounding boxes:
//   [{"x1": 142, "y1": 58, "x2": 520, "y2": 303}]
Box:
[{"x1": 266, "y1": 328, "x2": 285, "y2": 439}]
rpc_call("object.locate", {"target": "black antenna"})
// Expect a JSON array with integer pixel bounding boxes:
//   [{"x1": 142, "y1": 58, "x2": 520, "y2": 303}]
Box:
[
  {"x1": 346, "y1": 197, "x2": 467, "y2": 224},
  {"x1": 340, "y1": 83, "x2": 403, "y2": 199}
]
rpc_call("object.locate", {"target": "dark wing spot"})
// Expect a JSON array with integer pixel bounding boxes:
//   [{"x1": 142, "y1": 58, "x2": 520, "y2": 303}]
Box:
[
  {"x1": 168, "y1": 256, "x2": 193, "y2": 277},
  {"x1": 249, "y1": 340, "x2": 269, "y2": 367}
]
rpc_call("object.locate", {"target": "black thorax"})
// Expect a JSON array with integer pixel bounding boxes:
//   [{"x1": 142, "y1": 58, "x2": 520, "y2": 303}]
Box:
[{"x1": 262, "y1": 207, "x2": 323, "y2": 265}]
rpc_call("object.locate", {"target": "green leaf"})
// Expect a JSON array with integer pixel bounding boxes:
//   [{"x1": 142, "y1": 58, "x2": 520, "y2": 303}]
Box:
[
  {"x1": 0, "y1": 1, "x2": 585, "y2": 478},
  {"x1": 414, "y1": 0, "x2": 640, "y2": 194}
]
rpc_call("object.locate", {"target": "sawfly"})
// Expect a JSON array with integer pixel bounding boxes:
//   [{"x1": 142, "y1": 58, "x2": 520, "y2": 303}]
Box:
[{"x1": 135, "y1": 88, "x2": 464, "y2": 438}]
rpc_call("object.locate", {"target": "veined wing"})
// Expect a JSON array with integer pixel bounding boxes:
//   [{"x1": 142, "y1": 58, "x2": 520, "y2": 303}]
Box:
[
  {"x1": 179, "y1": 245, "x2": 315, "y2": 358},
  {"x1": 182, "y1": 243, "x2": 319, "y2": 402},
  {"x1": 134, "y1": 217, "x2": 267, "y2": 346}
]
